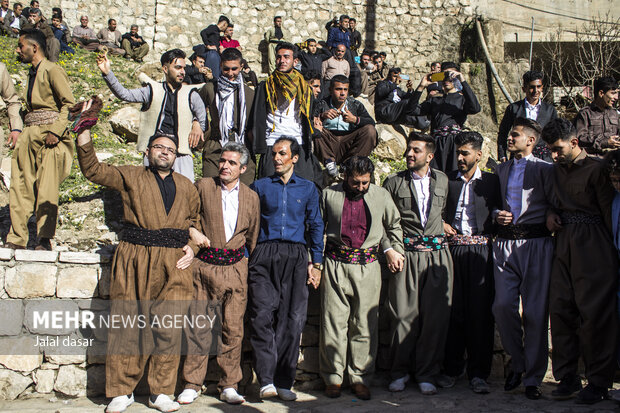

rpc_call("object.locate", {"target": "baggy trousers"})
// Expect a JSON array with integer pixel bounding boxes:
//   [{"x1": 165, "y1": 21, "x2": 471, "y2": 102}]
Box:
[
  {"x1": 388, "y1": 248, "x2": 453, "y2": 382},
  {"x1": 319, "y1": 258, "x2": 381, "y2": 386},
  {"x1": 183, "y1": 257, "x2": 248, "y2": 392},
  {"x1": 550, "y1": 223, "x2": 618, "y2": 388},
  {"x1": 443, "y1": 243, "x2": 494, "y2": 380},
  {"x1": 492, "y1": 236, "x2": 553, "y2": 386},
  {"x1": 248, "y1": 242, "x2": 308, "y2": 389},
  {"x1": 313, "y1": 125, "x2": 377, "y2": 165}
]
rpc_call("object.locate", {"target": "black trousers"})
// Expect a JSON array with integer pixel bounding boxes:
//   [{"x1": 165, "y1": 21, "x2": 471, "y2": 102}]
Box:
[
  {"x1": 248, "y1": 241, "x2": 309, "y2": 389},
  {"x1": 443, "y1": 243, "x2": 495, "y2": 380},
  {"x1": 430, "y1": 130, "x2": 459, "y2": 174},
  {"x1": 376, "y1": 100, "x2": 429, "y2": 130}
]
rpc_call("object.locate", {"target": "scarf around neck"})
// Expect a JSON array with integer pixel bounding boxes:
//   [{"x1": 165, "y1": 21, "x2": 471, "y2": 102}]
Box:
[
  {"x1": 216, "y1": 74, "x2": 246, "y2": 147},
  {"x1": 265, "y1": 69, "x2": 313, "y2": 133}
]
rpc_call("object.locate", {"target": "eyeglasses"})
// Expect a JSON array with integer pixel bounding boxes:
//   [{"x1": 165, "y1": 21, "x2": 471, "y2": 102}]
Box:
[{"x1": 151, "y1": 144, "x2": 177, "y2": 155}]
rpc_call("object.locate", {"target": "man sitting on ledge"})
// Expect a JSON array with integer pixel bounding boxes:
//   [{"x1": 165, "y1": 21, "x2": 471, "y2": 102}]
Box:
[{"x1": 374, "y1": 67, "x2": 420, "y2": 127}]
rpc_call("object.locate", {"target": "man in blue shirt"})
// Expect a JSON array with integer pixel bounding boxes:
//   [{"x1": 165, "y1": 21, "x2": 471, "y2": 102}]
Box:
[
  {"x1": 248, "y1": 136, "x2": 324, "y2": 401},
  {"x1": 327, "y1": 15, "x2": 351, "y2": 50}
]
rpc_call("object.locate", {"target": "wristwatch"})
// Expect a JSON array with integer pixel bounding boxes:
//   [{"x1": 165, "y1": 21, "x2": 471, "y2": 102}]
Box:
[{"x1": 313, "y1": 263, "x2": 324, "y2": 271}]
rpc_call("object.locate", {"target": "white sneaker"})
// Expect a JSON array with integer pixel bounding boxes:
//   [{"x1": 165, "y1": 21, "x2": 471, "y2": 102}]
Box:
[
  {"x1": 148, "y1": 394, "x2": 180, "y2": 412},
  {"x1": 220, "y1": 387, "x2": 245, "y2": 404},
  {"x1": 389, "y1": 374, "x2": 410, "y2": 392},
  {"x1": 325, "y1": 160, "x2": 338, "y2": 177},
  {"x1": 259, "y1": 384, "x2": 278, "y2": 398},
  {"x1": 276, "y1": 387, "x2": 297, "y2": 401},
  {"x1": 106, "y1": 394, "x2": 134, "y2": 413},
  {"x1": 419, "y1": 382, "x2": 437, "y2": 395},
  {"x1": 177, "y1": 388, "x2": 198, "y2": 405}
]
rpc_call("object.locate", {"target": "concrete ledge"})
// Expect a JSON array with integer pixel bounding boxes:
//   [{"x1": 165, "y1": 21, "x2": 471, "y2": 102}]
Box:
[
  {"x1": 58, "y1": 252, "x2": 102, "y2": 265},
  {"x1": 14, "y1": 250, "x2": 58, "y2": 263}
]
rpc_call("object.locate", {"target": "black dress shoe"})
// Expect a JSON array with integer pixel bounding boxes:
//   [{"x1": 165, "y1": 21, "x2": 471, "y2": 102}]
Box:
[
  {"x1": 504, "y1": 371, "x2": 522, "y2": 391},
  {"x1": 525, "y1": 385, "x2": 542, "y2": 400},
  {"x1": 575, "y1": 383, "x2": 608, "y2": 405},
  {"x1": 551, "y1": 374, "x2": 582, "y2": 400}
]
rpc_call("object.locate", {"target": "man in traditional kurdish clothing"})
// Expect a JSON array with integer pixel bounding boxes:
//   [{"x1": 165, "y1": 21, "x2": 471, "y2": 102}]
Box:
[
  {"x1": 320, "y1": 156, "x2": 403, "y2": 400},
  {"x1": 492, "y1": 117, "x2": 555, "y2": 400},
  {"x1": 97, "y1": 48, "x2": 206, "y2": 181},
  {"x1": 6, "y1": 29, "x2": 74, "y2": 251},
  {"x1": 199, "y1": 47, "x2": 255, "y2": 185},
  {"x1": 249, "y1": 42, "x2": 323, "y2": 188},
  {"x1": 439, "y1": 131, "x2": 501, "y2": 394},
  {"x1": 76, "y1": 107, "x2": 200, "y2": 413},
  {"x1": 1, "y1": 61, "x2": 23, "y2": 151},
  {"x1": 541, "y1": 118, "x2": 618, "y2": 404},
  {"x1": 179, "y1": 142, "x2": 260, "y2": 405},
  {"x1": 264, "y1": 16, "x2": 289, "y2": 74},
  {"x1": 383, "y1": 133, "x2": 453, "y2": 396},
  {"x1": 248, "y1": 137, "x2": 324, "y2": 401}
]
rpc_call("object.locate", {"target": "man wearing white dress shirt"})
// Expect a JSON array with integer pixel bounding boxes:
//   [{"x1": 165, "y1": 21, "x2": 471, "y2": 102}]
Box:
[
  {"x1": 492, "y1": 117, "x2": 556, "y2": 400},
  {"x1": 179, "y1": 142, "x2": 260, "y2": 405}
]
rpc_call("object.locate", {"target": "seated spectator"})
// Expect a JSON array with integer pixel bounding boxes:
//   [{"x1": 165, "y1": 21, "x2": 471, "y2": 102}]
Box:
[
  {"x1": 357, "y1": 50, "x2": 374, "y2": 97},
  {"x1": 312, "y1": 74, "x2": 376, "y2": 176},
  {"x1": 23, "y1": 8, "x2": 60, "y2": 61},
  {"x1": 321, "y1": 44, "x2": 349, "y2": 86},
  {"x1": 326, "y1": 15, "x2": 350, "y2": 50},
  {"x1": 379, "y1": 51, "x2": 389, "y2": 68},
  {"x1": 219, "y1": 23, "x2": 241, "y2": 51},
  {"x1": 97, "y1": 18, "x2": 125, "y2": 56},
  {"x1": 2, "y1": 2, "x2": 25, "y2": 37},
  {"x1": 51, "y1": 14, "x2": 73, "y2": 55},
  {"x1": 241, "y1": 58, "x2": 258, "y2": 88},
  {"x1": 121, "y1": 24, "x2": 149, "y2": 62},
  {"x1": 374, "y1": 67, "x2": 419, "y2": 125},
  {"x1": 0, "y1": 0, "x2": 10, "y2": 27},
  {"x1": 304, "y1": 70, "x2": 321, "y2": 99},
  {"x1": 72, "y1": 15, "x2": 99, "y2": 51},
  {"x1": 21, "y1": 0, "x2": 36, "y2": 22},
  {"x1": 367, "y1": 52, "x2": 388, "y2": 103},
  {"x1": 575, "y1": 76, "x2": 619, "y2": 156},
  {"x1": 299, "y1": 38, "x2": 331, "y2": 75},
  {"x1": 183, "y1": 53, "x2": 212, "y2": 84},
  {"x1": 199, "y1": 15, "x2": 229, "y2": 78}
]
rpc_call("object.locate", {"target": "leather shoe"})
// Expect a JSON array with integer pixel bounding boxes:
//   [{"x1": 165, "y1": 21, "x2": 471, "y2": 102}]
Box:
[
  {"x1": 4, "y1": 242, "x2": 25, "y2": 250},
  {"x1": 351, "y1": 383, "x2": 371, "y2": 400},
  {"x1": 325, "y1": 384, "x2": 341, "y2": 398},
  {"x1": 525, "y1": 385, "x2": 542, "y2": 400},
  {"x1": 504, "y1": 371, "x2": 522, "y2": 391},
  {"x1": 35, "y1": 238, "x2": 52, "y2": 251}
]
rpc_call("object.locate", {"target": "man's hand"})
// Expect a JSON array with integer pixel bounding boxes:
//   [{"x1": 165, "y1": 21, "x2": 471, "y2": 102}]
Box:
[
  {"x1": 96, "y1": 51, "x2": 111, "y2": 75},
  {"x1": 44, "y1": 133, "x2": 59, "y2": 148},
  {"x1": 176, "y1": 245, "x2": 195, "y2": 269},
  {"x1": 496, "y1": 210, "x2": 514, "y2": 226},
  {"x1": 417, "y1": 74, "x2": 431, "y2": 90},
  {"x1": 443, "y1": 222, "x2": 457, "y2": 236},
  {"x1": 320, "y1": 109, "x2": 340, "y2": 120},
  {"x1": 448, "y1": 70, "x2": 465, "y2": 82},
  {"x1": 546, "y1": 212, "x2": 562, "y2": 233},
  {"x1": 385, "y1": 249, "x2": 404, "y2": 273},
  {"x1": 188, "y1": 121, "x2": 204, "y2": 148},
  {"x1": 189, "y1": 227, "x2": 211, "y2": 249},
  {"x1": 218, "y1": 45, "x2": 225, "y2": 54},
  {"x1": 609, "y1": 136, "x2": 620, "y2": 148},
  {"x1": 313, "y1": 116, "x2": 323, "y2": 132},
  {"x1": 6, "y1": 131, "x2": 20, "y2": 149},
  {"x1": 307, "y1": 264, "x2": 321, "y2": 289},
  {"x1": 406, "y1": 80, "x2": 414, "y2": 91},
  {"x1": 342, "y1": 108, "x2": 357, "y2": 124}
]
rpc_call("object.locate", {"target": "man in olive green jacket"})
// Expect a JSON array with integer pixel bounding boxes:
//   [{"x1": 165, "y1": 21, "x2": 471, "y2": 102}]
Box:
[
  {"x1": 264, "y1": 16, "x2": 290, "y2": 73},
  {"x1": 320, "y1": 156, "x2": 403, "y2": 400}
]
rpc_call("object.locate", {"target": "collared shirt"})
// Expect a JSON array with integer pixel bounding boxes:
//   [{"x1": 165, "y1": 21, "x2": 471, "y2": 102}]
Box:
[
  {"x1": 524, "y1": 98, "x2": 541, "y2": 121},
  {"x1": 322, "y1": 99, "x2": 350, "y2": 132},
  {"x1": 506, "y1": 154, "x2": 533, "y2": 223},
  {"x1": 27, "y1": 61, "x2": 41, "y2": 107},
  {"x1": 250, "y1": 173, "x2": 324, "y2": 263},
  {"x1": 151, "y1": 168, "x2": 176, "y2": 214},
  {"x1": 221, "y1": 180, "x2": 240, "y2": 242},
  {"x1": 10, "y1": 15, "x2": 20, "y2": 29},
  {"x1": 321, "y1": 56, "x2": 350, "y2": 81},
  {"x1": 411, "y1": 168, "x2": 431, "y2": 227},
  {"x1": 454, "y1": 166, "x2": 482, "y2": 235},
  {"x1": 341, "y1": 197, "x2": 369, "y2": 249},
  {"x1": 220, "y1": 38, "x2": 240, "y2": 49},
  {"x1": 72, "y1": 25, "x2": 97, "y2": 40},
  {"x1": 265, "y1": 98, "x2": 303, "y2": 146},
  {"x1": 327, "y1": 27, "x2": 350, "y2": 48}
]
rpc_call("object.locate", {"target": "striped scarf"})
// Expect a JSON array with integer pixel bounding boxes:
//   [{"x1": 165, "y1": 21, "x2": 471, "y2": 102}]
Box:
[{"x1": 265, "y1": 69, "x2": 313, "y2": 132}]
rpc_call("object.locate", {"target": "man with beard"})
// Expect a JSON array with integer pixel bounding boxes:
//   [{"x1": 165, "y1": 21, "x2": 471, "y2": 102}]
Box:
[
  {"x1": 497, "y1": 71, "x2": 558, "y2": 162},
  {"x1": 320, "y1": 156, "x2": 403, "y2": 400},
  {"x1": 199, "y1": 47, "x2": 255, "y2": 185},
  {"x1": 75, "y1": 100, "x2": 200, "y2": 412},
  {"x1": 492, "y1": 117, "x2": 555, "y2": 400},
  {"x1": 264, "y1": 16, "x2": 289, "y2": 74},
  {"x1": 541, "y1": 118, "x2": 618, "y2": 404},
  {"x1": 383, "y1": 133, "x2": 453, "y2": 396},
  {"x1": 249, "y1": 42, "x2": 323, "y2": 187},
  {"x1": 179, "y1": 142, "x2": 260, "y2": 406},
  {"x1": 5, "y1": 29, "x2": 74, "y2": 251},
  {"x1": 97, "y1": 48, "x2": 206, "y2": 181},
  {"x1": 3, "y1": 2, "x2": 26, "y2": 37},
  {"x1": 411, "y1": 68, "x2": 481, "y2": 173},
  {"x1": 439, "y1": 131, "x2": 500, "y2": 394},
  {"x1": 248, "y1": 137, "x2": 323, "y2": 401}
]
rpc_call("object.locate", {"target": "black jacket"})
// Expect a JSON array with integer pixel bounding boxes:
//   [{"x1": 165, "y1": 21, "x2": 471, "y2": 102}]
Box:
[
  {"x1": 312, "y1": 96, "x2": 375, "y2": 131},
  {"x1": 497, "y1": 99, "x2": 558, "y2": 160},
  {"x1": 300, "y1": 48, "x2": 331, "y2": 75},
  {"x1": 443, "y1": 170, "x2": 501, "y2": 235},
  {"x1": 410, "y1": 81, "x2": 480, "y2": 131},
  {"x1": 374, "y1": 80, "x2": 413, "y2": 111},
  {"x1": 183, "y1": 65, "x2": 208, "y2": 85}
]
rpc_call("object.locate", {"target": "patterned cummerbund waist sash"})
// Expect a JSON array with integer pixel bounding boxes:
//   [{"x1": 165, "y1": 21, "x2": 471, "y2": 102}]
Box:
[
  {"x1": 447, "y1": 234, "x2": 489, "y2": 246},
  {"x1": 24, "y1": 110, "x2": 59, "y2": 126},
  {"x1": 403, "y1": 235, "x2": 447, "y2": 251},
  {"x1": 560, "y1": 212, "x2": 603, "y2": 225},
  {"x1": 197, "y1": 246, "x2": 245, "y2": 266},
  {"x1": 120, "y1": 225, "x2": 188, "y2": 248},
  {"x1": 496, "y1": 223, "x2": 551, "y2": 240},
  {"x1": 432, "y1": 124, "x2": 461, "y2": 138},
  {"x1": 325, "y1": 244, "x2": 379, "y2": 265}
]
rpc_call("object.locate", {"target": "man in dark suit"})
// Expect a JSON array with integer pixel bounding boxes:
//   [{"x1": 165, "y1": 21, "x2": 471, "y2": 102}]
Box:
[
  {"x1": 439, "y1": 131, "x2": 500, "y2": 394},
  {"x1": 497, "y1": 70, "x2": 558, "y2": 162}
]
